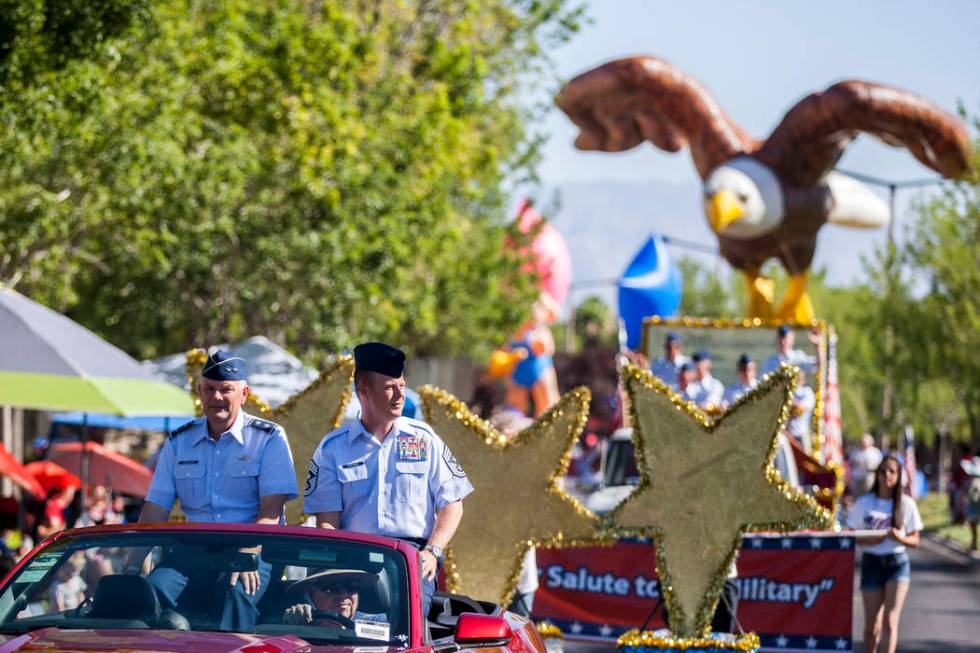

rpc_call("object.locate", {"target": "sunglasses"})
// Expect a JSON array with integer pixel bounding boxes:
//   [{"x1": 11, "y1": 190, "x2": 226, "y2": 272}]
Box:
[{"x1": 310, "y1": 580, "x2": 360, "y2": 594}]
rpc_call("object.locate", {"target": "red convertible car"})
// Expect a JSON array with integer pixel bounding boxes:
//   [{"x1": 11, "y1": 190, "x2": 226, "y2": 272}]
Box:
[{"x1": 0, "y1": 523, "x2": 547, "y2": 653}]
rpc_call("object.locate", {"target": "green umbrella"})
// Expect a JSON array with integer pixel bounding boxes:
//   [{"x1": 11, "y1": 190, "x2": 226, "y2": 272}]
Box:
[{"x1": 0, "y1": 287, "x2": 193, "y2": 415}]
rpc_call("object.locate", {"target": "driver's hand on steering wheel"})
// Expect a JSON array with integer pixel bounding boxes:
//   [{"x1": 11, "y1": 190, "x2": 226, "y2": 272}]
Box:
[
  {"x1": 284, "y1": 603, "x2": 315, "y2": 625},
  {"x1": 284, "y1": 604, "x2": 352, "y2": 628}
]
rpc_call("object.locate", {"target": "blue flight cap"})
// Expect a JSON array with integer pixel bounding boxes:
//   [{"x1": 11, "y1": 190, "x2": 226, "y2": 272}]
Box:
[
  {"x1": 777, "y1": 325, "x2": 791, "y2": 337},
  {"x1": 737, "y1": 354, "x2": 753, "y2": 369},
  {"x1": 679, "y1": 362, "x2": 695, "y2": 373},
  {"x1": 201, "y1": 349, "x2": 249, "y2": 381},
  {"x1": 665, "y1": 331, "x2": 683, "y2": 344},
  {"x1": 354, "y1": 342, "x2": 406, "y2": 378},
  {"x1": 692, "y1": 350, "x2": 711, "y2": 362}
]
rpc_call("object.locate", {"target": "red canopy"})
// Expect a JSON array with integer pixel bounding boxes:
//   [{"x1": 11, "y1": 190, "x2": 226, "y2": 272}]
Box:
[
  {"x1": 23, "y1": 460, "x2": 82, "y2": 493},
  {"x1": 47, "y1": 441, "x2": 152, "y2": 497},
  {"x1": 0, "y1": 443, "x2": 46, "y2": 499}
]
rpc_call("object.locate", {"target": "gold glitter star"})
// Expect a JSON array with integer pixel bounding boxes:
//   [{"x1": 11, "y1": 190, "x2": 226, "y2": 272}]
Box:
[
  {"x1": 419, "y1": 386, "x2": 601, "y2": 605},
  {"x1": 613, "y1": 363, "x2": 831, "y2": 637},
  {"x1": 185, "y1": 350, "x2": 354, "y2": 524}
]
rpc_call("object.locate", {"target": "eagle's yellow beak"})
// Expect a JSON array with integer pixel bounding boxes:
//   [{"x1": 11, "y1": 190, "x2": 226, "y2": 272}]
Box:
[{"x1": 707, "y1": 189, "x2": 744, "y2": 233}]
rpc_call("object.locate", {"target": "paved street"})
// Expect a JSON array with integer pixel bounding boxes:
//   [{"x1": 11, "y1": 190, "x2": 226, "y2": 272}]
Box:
[{"x1": 852, "y1": 537, "x2": 980, "y2": 653}]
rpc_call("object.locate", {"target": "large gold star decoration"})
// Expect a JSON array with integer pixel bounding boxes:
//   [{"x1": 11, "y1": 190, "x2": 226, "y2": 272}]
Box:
[
  {"x1": 419, "y1": 385, "x2": 602, "y2": 605},
  {"x1": 185, "y1": 349, "x2": 354, "y2": 524},
  {"x1": 612, "y1": 363, "x2": 832, "y2": 637}
]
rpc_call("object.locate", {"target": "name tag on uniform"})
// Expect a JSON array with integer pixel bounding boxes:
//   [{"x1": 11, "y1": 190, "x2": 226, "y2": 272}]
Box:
[
  {"x1": 177, "y1": 460, "x2": 199, "y2": 465},
  {"x1": 396, "y1": 434, "x2": 428, "y2": 462},
  {"x1": 338, "y1": 460, "x2": 368, "y2": 483}
]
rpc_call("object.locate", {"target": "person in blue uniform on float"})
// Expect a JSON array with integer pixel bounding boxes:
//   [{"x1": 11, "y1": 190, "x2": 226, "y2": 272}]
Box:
[
  {"x1": 762, "y1": 325, "x2": 818, "y2": 374},
  {"x1": 723, "y1": 354, "x2": 759, "y2": 407},
  {"x1": 304, "y1": 342, "x2": 473, "y2": 617},
  {"x1": 650, "y1": 331, "x2": 691, "y2": 386},
  {"x1": 138, "y1": 350, "x2": 298, "y2": 630}
]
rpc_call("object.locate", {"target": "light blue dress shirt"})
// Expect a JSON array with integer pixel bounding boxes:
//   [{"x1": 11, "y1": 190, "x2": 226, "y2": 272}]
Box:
[
  {"x1": 689, "y1": 374, "x2": 724, "y2": 407},
  {"x1": 650, "y1": 354, "x2": 690, "y2": 386},
  {"x1": 146, "y1": 411, "x2": 298, "y2": 523},
  {"x1": 303, "y1": 416, "x2": 474, "y2": 540},
  {"x1": 722, "y1": 379, "x2": 758, "y2": 406},
  {"x1": 761, "y1": 349, "x2": 817, "y2": 375}
]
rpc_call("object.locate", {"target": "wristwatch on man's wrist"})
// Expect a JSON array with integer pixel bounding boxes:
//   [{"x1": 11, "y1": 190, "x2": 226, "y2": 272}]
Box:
[{"x1": 424, "y1": 543, "x2": 443, "y2": 558}]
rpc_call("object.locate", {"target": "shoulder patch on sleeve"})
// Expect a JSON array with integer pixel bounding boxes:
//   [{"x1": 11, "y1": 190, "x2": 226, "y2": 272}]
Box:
[
  {"x1": 442, "y1": 446, "x2": 467, "y2": 479},
  {"x1": 304, "y1": 459, "x2": 320, "y2": 497},
  {"x1": 168, "y1": 419, "x2": 197, "y2": 440}
]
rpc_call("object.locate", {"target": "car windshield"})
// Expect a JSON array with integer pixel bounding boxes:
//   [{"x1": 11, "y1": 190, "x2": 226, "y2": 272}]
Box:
[{"x1": 0, "y1": 529, "x2": 410, "y2": 646}]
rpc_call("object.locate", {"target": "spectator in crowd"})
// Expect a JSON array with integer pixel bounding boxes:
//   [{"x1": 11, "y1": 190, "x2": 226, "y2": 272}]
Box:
[
  {"x1": 650, "y1": 332, "x2": 690, "y2": 386},
  {"x1": 37, "y1": 488, "x2": 74, "y2": 539},
  {"x1": 847, "y1": 455, "x2": 922, "y2": 653},
  {"x1": 48, "y1": 554, "x2": 86, "y2": 612},
  {"x1": 762, "y1": 325, "x2": 818, "y2": 375},
  {"x1": 959, "y1": 455, "x2": 980, "y2": 550},
  {"x1": 786, "y1": 369, "x2": 815, "y2": 447},
  {"x1": 722, "y1": 354, "x2": 758, "y2": 407},
  {"x1": 689, "y1": 351, "x2": 724, "y2": 409},
  {"x1": 849, "y1": 434, "x2": 884, "y2": 496},
  {"x1": 74, "y1": 486, "x2": 117, "y2": 528}
]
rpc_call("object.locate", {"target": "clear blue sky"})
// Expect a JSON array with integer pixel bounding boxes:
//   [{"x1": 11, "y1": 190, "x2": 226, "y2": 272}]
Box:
[{"x1": 536, "y1": 0, "x2": 979, "y2": 186}]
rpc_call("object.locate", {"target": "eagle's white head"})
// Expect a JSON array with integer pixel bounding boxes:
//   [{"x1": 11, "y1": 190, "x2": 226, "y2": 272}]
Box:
[{"x1": 703, "y1": 157, "x2": 784, "y2": 239}]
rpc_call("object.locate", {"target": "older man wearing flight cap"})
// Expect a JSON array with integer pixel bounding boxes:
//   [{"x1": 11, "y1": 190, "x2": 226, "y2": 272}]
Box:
[
  {"x1": 304, "y1": 342, "x2": 473, "y2": 617},
  {"x1": 138, "y1": 349, "x2": 298, "y2": 630}
]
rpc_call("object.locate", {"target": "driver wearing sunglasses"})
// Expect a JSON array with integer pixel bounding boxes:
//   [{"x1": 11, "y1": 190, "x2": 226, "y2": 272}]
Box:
[{"x1": 283, "y1": 569, "x2": 388, "y2": 629}]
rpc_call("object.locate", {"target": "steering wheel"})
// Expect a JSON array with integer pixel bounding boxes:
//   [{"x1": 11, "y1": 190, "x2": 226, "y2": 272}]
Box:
[
  {"x1": 70, "y1": 597, "x2": 94, "y2": 618},
  {"x1": 310, "y1": 610, "x2": 356, "y2": 629}
]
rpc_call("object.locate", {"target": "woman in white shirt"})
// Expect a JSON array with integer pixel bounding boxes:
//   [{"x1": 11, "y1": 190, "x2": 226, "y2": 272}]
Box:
[{"x1": 846, "y1": 455, "x2": 922, "y2": 653}]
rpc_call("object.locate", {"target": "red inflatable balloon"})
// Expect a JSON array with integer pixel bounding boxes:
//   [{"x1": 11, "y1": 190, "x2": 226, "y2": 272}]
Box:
[{"x1": 514, "y1": 199, "x2": 572, "y2": 305}]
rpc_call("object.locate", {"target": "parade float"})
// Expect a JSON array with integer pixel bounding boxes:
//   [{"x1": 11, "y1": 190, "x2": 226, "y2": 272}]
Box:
[{"x1": 171, "y1": 54, "x2": 971, "y2": 652}]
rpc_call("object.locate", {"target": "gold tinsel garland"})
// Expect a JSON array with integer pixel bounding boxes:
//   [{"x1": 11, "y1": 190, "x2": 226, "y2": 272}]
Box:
[
  {"x1": 617, "y1": 629, "x2": 761, "y2": 652},
  {"x1": 610, "y1": 363, "x2": 833, "y2": 637},
  {"x1": 419, "y1": 385, "x2": 610, "y2": 605},
  {"x1": 536, "y1": 622, "x2": 564, "y2": 640}
]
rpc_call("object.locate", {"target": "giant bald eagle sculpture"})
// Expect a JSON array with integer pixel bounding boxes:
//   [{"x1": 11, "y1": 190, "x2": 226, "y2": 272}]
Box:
[{"x1": 557, "y1": 56, "x2": 972, "y2": 322}]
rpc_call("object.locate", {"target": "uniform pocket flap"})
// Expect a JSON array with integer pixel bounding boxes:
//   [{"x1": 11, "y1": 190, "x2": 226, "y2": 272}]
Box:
[
  {"x1": 228, "y1": 463, "x2": 261, "y2": 477},
  {"x1": 175, "y1": 463, "x2": 205, "y2": 479},
  {"x1": 338, "y1": 461, "x2": 369, "y2": 482},
  {"x1": 394, "y1": 461, "x2": 428, "y2": 475}
]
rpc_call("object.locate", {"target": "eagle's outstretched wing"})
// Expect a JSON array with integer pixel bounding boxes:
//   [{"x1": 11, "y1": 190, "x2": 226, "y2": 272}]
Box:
[
  {"x1": 757, "y1": 80, "x2": 972, "y2": 187},
  {"x1": 556, "y1": 56, "x2": 756, "y2": 179}
]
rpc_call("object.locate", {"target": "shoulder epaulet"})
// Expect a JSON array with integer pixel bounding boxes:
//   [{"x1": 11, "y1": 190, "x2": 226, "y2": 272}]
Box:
[
  {"x1": 249, "y1": 417, "x2": 282, "y2": 433},
  {"x1": 400, "y1": 417, "x2": 435, "y2": 438},
  {"x1": 321, "y1": 427, "x2": 350, "y2": 444},
  {"x1": 168, "y1": 419, "x2": 198, "y2": 440}
]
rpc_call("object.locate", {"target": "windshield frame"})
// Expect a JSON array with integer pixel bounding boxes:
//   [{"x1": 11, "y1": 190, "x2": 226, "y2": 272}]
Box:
[{"x1": 0, "y1": 523, "x2": 417, "y2": 646}]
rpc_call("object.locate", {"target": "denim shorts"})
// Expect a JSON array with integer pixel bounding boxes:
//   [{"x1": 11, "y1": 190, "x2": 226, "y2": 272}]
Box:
[{"x1": 860, "y1": 551, "x2": 911, "y2": 590}]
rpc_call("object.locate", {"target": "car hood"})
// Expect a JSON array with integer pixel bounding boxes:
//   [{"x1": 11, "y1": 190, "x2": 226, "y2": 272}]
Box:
[{"x1": 0, "y1": 629, "x2": 407, "y2": 653}]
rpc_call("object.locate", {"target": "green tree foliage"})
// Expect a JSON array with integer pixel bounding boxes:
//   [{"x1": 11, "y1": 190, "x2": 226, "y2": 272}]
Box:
[
  {"x1": 573, "y1": 294, "x2": 615, "y2": 349},
  {"x1": 0, "y1": 0, "x2": 585, "y2": 361},
  {"x1": 677, "y1": 256, "x2": 736, "y2": 318}
]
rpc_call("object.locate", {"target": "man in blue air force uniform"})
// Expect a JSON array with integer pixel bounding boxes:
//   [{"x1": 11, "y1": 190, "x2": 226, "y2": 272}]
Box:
[
  {"x1": 138, "y1": 350, "x2": 298, "y2": 630},
  {"x1": 304, "y1": 342, "x2": 473, "y2": 617}
]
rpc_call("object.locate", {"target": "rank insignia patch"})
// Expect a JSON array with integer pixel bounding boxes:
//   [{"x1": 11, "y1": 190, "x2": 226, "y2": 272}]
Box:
[
  {"x1": 442, "y1": 446, "x2": 466, "y2": 478},
  {"x1": 304, "y1": 459, "x2": 319, "y2": 496}
]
